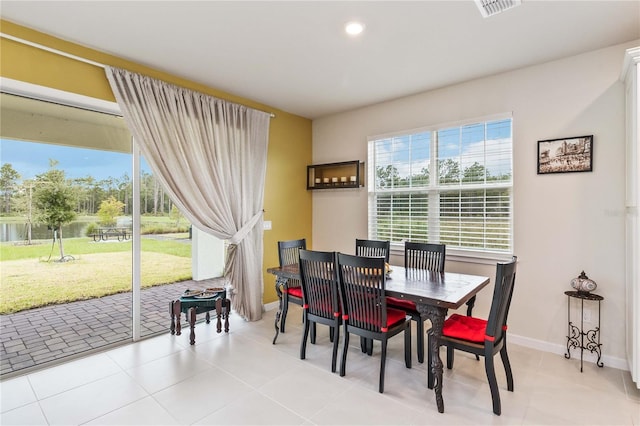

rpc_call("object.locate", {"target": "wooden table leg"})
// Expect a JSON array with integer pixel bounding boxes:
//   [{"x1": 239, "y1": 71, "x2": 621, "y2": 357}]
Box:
[
  {"x1": 174, "y1": 300, "x2": 182, "y2": 336},
  {"x1": 215, "y1": 298, "x2": 223, "y2": 333},
  {"x1": 224, "y1": 299, "x2": 230, "y2": 332},
  {"x1": 419, "y1": 304, "x2": 447, "y2": 413},
  {"x1": 170, "y1": 301, "x2": 176, "y2": 335},
  {"x1": 273, "y1": 276, "x2": 287, "y2": 344},
  {"x1": 205, "y1": 311, "x2": 210, "y2": 324},
  {"x1": 188, "y1": 307, "x2": 197, "y2": 345}
]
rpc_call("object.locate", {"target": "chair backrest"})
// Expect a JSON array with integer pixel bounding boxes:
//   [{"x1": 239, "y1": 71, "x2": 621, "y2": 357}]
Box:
[
  {"x1": 278, "y1": 238, "x2": 307, "y2": 267},
  {"x1": 337, "y1": 253, "x2": 388, "y2": 332},
  {"x1": 485, "y1": 256, "x2": 518, "y2": 344},
  {"x1": 355, "y1": 239, "x2": 390, "y2": 263},
  {"x1": 299, "y1": 249, "x2": 340, "y2": 320},
  {"x1": 404, "y1": 241, "x2": 445, "y2": 272}
]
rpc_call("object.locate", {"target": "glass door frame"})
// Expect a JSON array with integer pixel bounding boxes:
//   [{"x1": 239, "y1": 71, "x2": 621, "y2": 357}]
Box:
[{"x1": 1, "y1": 77, "x2": 144, "y2": 340}]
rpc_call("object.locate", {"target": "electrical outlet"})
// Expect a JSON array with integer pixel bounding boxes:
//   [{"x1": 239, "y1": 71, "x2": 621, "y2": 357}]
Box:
[
  {"x1": 263, "y1": 221, "x2": 272, "y2": 230},
  {"x1": 583, "y1": 308, "x2": 591, "y2": 323}
]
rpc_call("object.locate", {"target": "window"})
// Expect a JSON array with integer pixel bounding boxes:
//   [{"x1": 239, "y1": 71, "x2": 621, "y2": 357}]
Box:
[{"x1": 367, "y1": 116, "x2": 513, "y2": 257}]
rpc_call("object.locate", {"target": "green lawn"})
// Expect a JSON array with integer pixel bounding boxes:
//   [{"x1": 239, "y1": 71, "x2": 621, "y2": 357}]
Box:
[{"x1": 0, "y1": 236, "x2": 192, "y2": 314}]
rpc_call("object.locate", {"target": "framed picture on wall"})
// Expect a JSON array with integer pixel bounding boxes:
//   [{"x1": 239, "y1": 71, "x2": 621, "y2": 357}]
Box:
[{"x1": 537, "y1": 135, "x2": 593, "y2": 174}]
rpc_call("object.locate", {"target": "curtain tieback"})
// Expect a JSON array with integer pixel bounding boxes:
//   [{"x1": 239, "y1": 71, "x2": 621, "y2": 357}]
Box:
[{"x1": 228, "y1": 210, "x2": 263, "y2": 245}]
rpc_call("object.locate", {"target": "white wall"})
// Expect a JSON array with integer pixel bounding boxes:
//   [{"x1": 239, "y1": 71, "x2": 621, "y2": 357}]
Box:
[{"x1": 312, "y1": 40, "x2": 640, "y2": 366}]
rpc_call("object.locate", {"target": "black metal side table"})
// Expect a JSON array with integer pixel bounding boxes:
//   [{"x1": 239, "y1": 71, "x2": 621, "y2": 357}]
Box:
[{"x1": 564, "y1": 290, "x2": 604, "y2": 372}]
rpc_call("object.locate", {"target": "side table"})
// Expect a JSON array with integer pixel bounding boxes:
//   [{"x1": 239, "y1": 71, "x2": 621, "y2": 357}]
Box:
[
  {"x1": 564, "y1": 290, "x2": 604, "y2": 372},
  {"x1": 170, "y1": 289, "x2": 230, "y2": 345}
]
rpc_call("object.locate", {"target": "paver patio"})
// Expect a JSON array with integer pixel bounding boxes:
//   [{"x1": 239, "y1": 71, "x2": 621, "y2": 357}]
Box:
[{"x1": 0, "y1": 278, "x2": 227, "y2": 377}]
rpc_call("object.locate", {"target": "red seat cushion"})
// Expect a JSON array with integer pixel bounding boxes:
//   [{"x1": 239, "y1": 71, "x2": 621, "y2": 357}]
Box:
[
  {"x1": 348, "y1": 307, "x2": 407, "y2": 330},
  {"x1": 386, "y1": 296, "x2": 417, "y2": 311},
  {"x1": 286, "y1": 286, "x2": 303, "y2": 298},
  {"x1": 386, "y1": 307, "x2": 408, "y2": 328},
  {"x1": 442, "y1": 313, "x2": 487, "y2": 343}
]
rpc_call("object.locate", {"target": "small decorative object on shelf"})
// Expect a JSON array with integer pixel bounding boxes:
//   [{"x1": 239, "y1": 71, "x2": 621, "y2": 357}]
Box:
[
  {"x1": 571, "y1": 271, "x2": 597, "y2": 293},
  {"x1": 307, "y1": 160, "x2": 365, "y2": 189}
]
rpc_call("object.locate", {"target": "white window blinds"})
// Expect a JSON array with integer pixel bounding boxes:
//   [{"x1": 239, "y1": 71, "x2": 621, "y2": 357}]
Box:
[{"x1": 368, "y1": 117, "x2": 513, "y2": 255}]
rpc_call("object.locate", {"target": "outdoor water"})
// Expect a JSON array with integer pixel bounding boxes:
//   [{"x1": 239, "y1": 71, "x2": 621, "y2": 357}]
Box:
[{"x1": 0, "y1": 221, "x2": 92, "y2": 243}]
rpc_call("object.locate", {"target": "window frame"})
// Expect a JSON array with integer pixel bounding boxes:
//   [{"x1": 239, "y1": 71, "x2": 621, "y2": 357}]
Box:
[{"x1": 367, "y1": 113, "x2": 514, "y2": 263}]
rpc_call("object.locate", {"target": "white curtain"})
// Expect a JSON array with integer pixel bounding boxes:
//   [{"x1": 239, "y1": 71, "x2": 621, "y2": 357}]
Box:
[{"x1": 105, "y1": 66, "x2": 270, "y2": 321}]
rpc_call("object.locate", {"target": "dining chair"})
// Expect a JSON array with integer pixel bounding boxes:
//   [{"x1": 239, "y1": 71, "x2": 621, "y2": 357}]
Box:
[
  {"x1": 355, "y1": 238, "x2": 391, "y2": 355},
  {"x1": 336, "y1": 253, "x2": 411, "y2": 393},
  {"x1": 386, "y1": 241, "x2": 445, "y2": 363},
  {"x1": 428, "y1": 256, "x2": 518, "y2": 415},
  {"x1": 277, "y1": 238, "x2": 306, "y2": 333},
  {"x1": 298, "y1": 249, "x2": 341, "y2": 372},
  {"x1": 355, "y1": 238, "x2": 390, "y2": 263}
]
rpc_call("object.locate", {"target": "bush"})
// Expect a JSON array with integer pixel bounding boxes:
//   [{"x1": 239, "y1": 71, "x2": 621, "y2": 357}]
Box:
[
  {"x1": 85, "y1": 222, "x2": 99, "y2": 237},
  {"x1": 141, "y1": 224, "x2": 189, "y2": 235}
]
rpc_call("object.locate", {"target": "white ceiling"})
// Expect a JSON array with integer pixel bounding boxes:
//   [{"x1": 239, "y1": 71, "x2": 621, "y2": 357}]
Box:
[{"x1": 1, "y1": 1, "x2": 639, "y2": 119}]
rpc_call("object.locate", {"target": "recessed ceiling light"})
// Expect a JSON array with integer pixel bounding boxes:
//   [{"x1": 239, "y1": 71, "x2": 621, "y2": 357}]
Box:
[{"x1": 345, "y1": 21, "x2": 365, "y2": 36}]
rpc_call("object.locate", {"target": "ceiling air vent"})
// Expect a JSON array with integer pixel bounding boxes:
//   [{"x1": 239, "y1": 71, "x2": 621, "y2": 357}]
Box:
[{"x1": 474, "y1": 0, "x2": 522, "y2": 18}]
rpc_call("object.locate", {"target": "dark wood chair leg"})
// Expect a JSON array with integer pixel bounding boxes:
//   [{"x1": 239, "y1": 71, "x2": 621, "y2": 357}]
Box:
[
  {"x1": 484, "y1": 351, "x2": 501, "y2": 415},
  {"x1": 300, "y1": 317, "x2": 310, "y2": 360},
  {"x1": 446, "y1": 345, "x2": 454, "y2": 369},
  {"x1": 500, "y1": 345, "x2": 514, "y2": 391},
  {"x1": 405, "y1": 324, "x2": 412, "y2": 368},
  {"x1": 331, "y1": 325, "x2": 340, "y2": 373},
  {"x1": 379, "y1": 339, "x2": 388, "y2": 393},
  {"x1": 310, "y1": 322, "x2": 317, "y2": 344},
  {"x1": 340, "y1": 328, "x2": 349, "y2": 377},
  {"x1": 417, "y1": 319, "x2": 425, "y2": 363},
  {"x1": 466, "y1": 296, "x2": 480, "y2": 361},
  {"x1": 329, "y1": 327, "x2": 335, "y2": 343}
]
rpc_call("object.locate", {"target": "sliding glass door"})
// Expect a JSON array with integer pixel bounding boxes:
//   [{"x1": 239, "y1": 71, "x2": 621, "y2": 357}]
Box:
[{"x1": 0, "y1": 82, "x2": 196, "y2": 374}]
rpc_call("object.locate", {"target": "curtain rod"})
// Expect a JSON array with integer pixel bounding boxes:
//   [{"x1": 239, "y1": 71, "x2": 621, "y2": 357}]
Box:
[{"x1": 0, "y1": 32, "x2": 276, "y2": 118}]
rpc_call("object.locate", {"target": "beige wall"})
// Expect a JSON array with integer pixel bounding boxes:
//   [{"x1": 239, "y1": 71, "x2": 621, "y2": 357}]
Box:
[
  {"x1": 312, "y1": 40, "x2": 640, "y2": 366},
  {"x1": 0, "y1": 20, "x2": 313, "y2": 306}
]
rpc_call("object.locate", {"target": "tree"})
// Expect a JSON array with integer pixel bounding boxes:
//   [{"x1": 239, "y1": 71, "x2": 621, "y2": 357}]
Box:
[
  {"x1": 376, "y1": 165, "x2": 401, "y2": 188},
  {"x1": 12, "y1": 179, "x2": 36, "y2": 244},
  {"x1": 438, "y1": 159, "x2": 460, "y2": 184},
  {"x1": 462, "y1": 162, "x2": 487, "y2": 183},
  {"x1": 33, "y1": 160, "x2": 77, "y2": 261},
  {"x1": 97, "y1": 196, "x2": 125, "y2": 226},
  {"x1": 169, "y1": 204, "x2": 185, "y2": 227},
  {"x1": 0, "y1": 163, "x2": 20, "y2": 214}
]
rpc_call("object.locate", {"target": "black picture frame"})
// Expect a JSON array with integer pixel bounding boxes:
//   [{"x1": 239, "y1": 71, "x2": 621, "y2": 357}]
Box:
[{"x1": 537, "y1": 135, "x2": 593, "y2": 174}]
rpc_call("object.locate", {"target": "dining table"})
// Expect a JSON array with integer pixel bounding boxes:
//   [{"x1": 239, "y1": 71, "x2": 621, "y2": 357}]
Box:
[{"x1": 266, "y1": 263, "x2": 490, "y2": 414}]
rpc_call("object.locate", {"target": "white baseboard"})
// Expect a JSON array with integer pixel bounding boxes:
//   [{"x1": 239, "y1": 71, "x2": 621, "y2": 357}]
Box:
[
  {"x1": 263, "y1": 301, "x2": 279, "y2": 312},
  {"x1": 509, "y1": 333, "x2": 629, "y2": 371}
]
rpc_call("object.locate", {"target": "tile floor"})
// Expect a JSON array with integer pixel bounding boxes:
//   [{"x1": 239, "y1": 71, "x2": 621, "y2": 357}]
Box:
[{"x1": 1, "y1": 305, "x2": 638, "y2": 425}]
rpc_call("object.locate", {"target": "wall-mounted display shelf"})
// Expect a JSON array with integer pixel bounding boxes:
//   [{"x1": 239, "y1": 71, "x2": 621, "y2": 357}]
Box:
[{"x1": 307, "y1": 160, "x2": 365, "y2": 190}]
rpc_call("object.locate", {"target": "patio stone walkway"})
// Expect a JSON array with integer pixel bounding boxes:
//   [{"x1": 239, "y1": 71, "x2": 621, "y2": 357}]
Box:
[{"x1": 0, "y1": 278, "x2": 227, "y2": 377}]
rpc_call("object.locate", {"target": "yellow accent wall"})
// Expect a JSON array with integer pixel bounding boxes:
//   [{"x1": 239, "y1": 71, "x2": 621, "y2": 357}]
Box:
[{"x1": 0, "y1": 20, "x2": 312, "y2": 306}]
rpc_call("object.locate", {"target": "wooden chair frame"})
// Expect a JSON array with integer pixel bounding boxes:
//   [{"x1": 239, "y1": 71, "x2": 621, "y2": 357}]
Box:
[
  {"x1": 278, "y1": 238, "x2": 306, "y2": 333},
  {"x1": 337, "y1": 253, "x2": 411, "y2": 393},
  {"x1": 428, "y1": 256, "x2": 517, "y2": 415},
  {"x1": 298, "y1": 249, "x2": 342, "y2": 372}
]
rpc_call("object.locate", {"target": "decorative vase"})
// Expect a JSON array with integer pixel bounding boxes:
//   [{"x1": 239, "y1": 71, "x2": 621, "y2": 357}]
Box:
[{"x1": 571, "y1": 271, "x2": 597, "y2": 293}]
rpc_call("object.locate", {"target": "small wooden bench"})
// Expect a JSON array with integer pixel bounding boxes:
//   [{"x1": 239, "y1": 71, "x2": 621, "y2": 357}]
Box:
[{"x1": 170, "y1": 288, "x2": 230, "y2": 345}]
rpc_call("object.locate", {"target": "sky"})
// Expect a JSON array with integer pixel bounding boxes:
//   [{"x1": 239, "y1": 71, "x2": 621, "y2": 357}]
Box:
[
  {"x1": 372, "y1": 119, "x2": 512, "y2": 178},
  {"x1": 0, "y1": 138, "x2": 150, "y2": 181}
]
